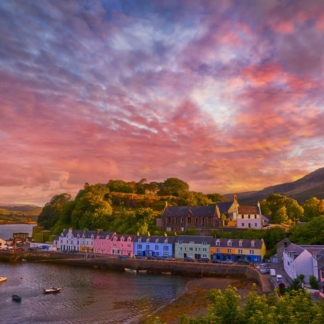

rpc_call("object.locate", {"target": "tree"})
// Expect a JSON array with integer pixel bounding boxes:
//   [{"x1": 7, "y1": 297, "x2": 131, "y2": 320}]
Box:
[
  {"x1": 286, "y1": 199, "x2": 304, "y2": 224},
  {"x1": 273, "y1": 206, "x2": 289, "y2": 224},
  {"x1": 302, "y1": 197, "x2": 322, "y2": 221},
  {"x1": 157, "y1": 178, "x2": 189, "y2": 196},
  {"x1": 106, "y1": 180, "x2": 134, "y2": 193},
  {"x1": 37, "y1": 193, "x2": 72, "y2": 229},
  {"x1": 206, "y1": 193, "x2": 228, "y2": 203},
  {"x1": 309, "y1": 275, "x2": 319, "y2": 289}
]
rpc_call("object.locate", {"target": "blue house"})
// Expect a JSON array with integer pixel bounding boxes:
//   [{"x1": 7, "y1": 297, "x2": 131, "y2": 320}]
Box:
[{"x1": 134, "y1": 235, "x2": 176, "y2": 258}]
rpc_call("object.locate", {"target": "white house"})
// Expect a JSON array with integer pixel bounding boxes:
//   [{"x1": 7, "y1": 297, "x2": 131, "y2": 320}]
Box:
[
  {"x1": 283, "y1": 243, "x2": 314, "y2": 283},
  {"x1": 0, "y1": 237, "x2": 7, "y2": 249},
  {"x1": 236, "y1": 203, "x2": 264, "y2": 229},
  {"x1": 54, "y1": 228, "x2": 98, "y2": 253}
]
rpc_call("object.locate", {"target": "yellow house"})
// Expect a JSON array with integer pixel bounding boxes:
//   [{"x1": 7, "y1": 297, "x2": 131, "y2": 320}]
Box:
[{"x1": 210, "y1": 238, "x2": 266, "y2": 263}]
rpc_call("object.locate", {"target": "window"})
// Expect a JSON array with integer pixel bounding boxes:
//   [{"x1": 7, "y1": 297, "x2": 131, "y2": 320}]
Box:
[
  {"x1": 254, "y1": 215, "x2": 257, "y2": 219},
  {"x1": 217, "y1": 248, "x2": 220, "y2": 253},
  {"x1": 242, "y1": 215, "x2": 244, "y2": 219},
  {"x1": 166, "y1": 227, "x2": 171, "y2": 232},
  {"x1": 202, "y1": 241, "x2": 207, "y2": 245},
  {"x1": 238, "y1": 249, "x2": 243, "y2": 254},
  {"x1": 203, "y1": 248, "x2": 207, "y2": 252},
  {"x1": 155, "y1": 245, "x2": 159, "y2": 250},
  {"x1": 189, "y1": 247, "x2": 193, "y2": 251},
  {"x1": 239, "y1": 240, "x2": 243, "y2": 246},
  {"x1": 250, "y1": 250, "x2": 255, "y2": 254},
  {"x1": 227, "y1": 240, "x2": 232, "y2": 246},
  {"x1": 216, "y1": 240, "x2": 220, "y2": 246},
  {"x1": 227, "y1": 249, "x2": 232, "y2": 253},
  {"x1": 146, "y1": 245, "x2": 150, "y2": 250},
  {"x1": 251, "y1": 240, "x2": 255, "y2": 247},
  {"x1": 255, "y1": 223, "x2": 257, "y2": 227},
  {"x1": 163, "y1": 246, "x2": 168, "y2": 251},
  {"x1": 242, "y1": 223, "x2": 244, "y2": 227},
  {"x1": 248, "y1": 215, "x2": 250, "y2": 219},
  {"x1": 178, "y1": 241, "x2": 183, "y2": 244}
]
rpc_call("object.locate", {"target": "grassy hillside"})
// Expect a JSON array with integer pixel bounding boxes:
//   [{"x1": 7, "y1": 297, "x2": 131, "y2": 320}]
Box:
[{"x1": 0, "y1": 205, "x2": 41, "y2": 224}]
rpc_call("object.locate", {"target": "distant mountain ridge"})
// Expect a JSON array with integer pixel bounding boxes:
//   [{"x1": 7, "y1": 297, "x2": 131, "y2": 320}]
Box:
[{"x1": 224, "y1": 167, "x2": 324, "y2": 205}]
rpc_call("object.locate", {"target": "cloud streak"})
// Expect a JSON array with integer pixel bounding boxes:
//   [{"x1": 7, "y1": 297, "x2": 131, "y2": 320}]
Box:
[{"x1": 1, "y1": 0, "x2": 324, "y2": 205}]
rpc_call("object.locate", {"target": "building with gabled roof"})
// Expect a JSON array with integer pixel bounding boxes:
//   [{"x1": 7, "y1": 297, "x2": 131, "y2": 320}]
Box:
[
  {"x1": 134, "y1": 235, "x2": 176, "y2": 258},
  {"x1": 174, "y1": 235, "x2": 213, "y2": 260},
  {"x1": 236, "y1": 202, "x2": 266, "y2": 229},
  {"x1": 210, "y1": 238, "x2": 266, "y2": 263}
]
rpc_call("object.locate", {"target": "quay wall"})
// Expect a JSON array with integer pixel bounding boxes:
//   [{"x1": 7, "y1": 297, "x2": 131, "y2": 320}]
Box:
[{"x1": 0, "y1": 251, "x2": 270, "y2": 293}]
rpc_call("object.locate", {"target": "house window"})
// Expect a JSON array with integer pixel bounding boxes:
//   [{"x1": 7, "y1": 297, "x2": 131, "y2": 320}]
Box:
[
  {"x1": 163, "y1": 246, "x2": 168, "y2": 251},
  {"x1": 227, "y1": 241, "x2": 232, "y2": 246},
  {"x1": 255, "y1": 223, "x2": 257, "y2": 227},
  {"x1": 189, "y1": 247, "x2": 193, "y2": 251},
  {"x1": 254, "y1": 215, "x2": 257, "y2": 219},
  {"x1": 216, "y1": 248, "x2": 220, "y2": 253},
  {"x1": 251, "y1": 240, "x2": 255, "y2": 247},
  {"x1": 202, "y1": 241, "x2": 207, "y2": 245},
  {"x1": 248, "y1": 215, "x2": 250, "y2": 219},
  {"x1": 242, "y1": 223, "x2": 244, "y2": 227},
  {"x1": 146, "y1": 245, "x2": 150, "y2": 250},
  {"x1": 155, "y1": 245, "x2": 159, "y2": 250},
  {"x1": 250, "y1": 250, "x2": 255, "y2": 254},
  {"x1": 166, "y1": 227, "x2": 171, "y2": 232},
  {"x1": 203, "y1": 248, "x2": 207, "y2": 252},
  {"x1": 188, "y1": 217, "x2": 192, "y2": 224},
  {"x1": 242, "y1": 215, "x2": 244, "y2": 219},
  {"x1": 227, "y1": 249, "x2": 232, "y2": 253},
  {"x1": 178, "y1": 241, "x2": 183, "y2": 244},
  {"x1": 216, "y1": 241, "x2": 220, "y2": 246},
  {"x1": 238, "y1": 249, "x2": 243, "y2": 254},
  {"x1": 239, "y1": 240, "x2": 243, "y2": 246}
]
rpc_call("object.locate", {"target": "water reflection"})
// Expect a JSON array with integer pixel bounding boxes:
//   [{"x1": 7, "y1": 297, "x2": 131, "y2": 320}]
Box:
[{"x1": 0, "y1": 262, "x2": 188, "y2": 323}]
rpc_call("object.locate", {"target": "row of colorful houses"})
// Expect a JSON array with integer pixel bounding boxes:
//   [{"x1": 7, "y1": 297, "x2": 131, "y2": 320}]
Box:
[{"x1": 53, "y1": 228, "x2": 266, "y2": 263}]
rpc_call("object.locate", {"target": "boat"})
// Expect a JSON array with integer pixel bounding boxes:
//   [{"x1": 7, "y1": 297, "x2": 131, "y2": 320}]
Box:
[
  {"x1": 124, "y1": 268, "x2": 137, "y2": 274},
  {"x1": 43, "y1": 287, "x2": 62, "y2": 294},
  {"x1": 12, "y1": 295, "x2": 22, "y2": 302},
  {"x1": 0, "y1": 277, "x2": 7, "y2": 282},
  {"x1": 22, "y1": 259, "x2": 27, "y2": 262}
]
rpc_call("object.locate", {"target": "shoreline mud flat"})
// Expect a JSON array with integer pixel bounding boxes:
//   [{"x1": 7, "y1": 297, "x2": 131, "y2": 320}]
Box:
[{"x1": 139, "y1": 277, "x2": 257, "y2": 324}]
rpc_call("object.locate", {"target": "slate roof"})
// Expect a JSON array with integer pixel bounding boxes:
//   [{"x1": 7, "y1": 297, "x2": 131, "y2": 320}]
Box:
[
  {"x1": 134, "y1": 235, "x2": 177, "y2": 244},
  {"x1": 300, "y1": 245, "x2": 324, "y2": 257},
  {"x1": 162, "y1": 205, "x2": 217, "y2": 217},
  {"x1": 61, "y1": 229, "x2": 98, "y2": 238},
  {"x1": 211, "y1": 238, "x2": 264, "y2": 249},
  {"x1": 217, "y1": 202, "x2": 233, "y2": 214},
  {"x1": 175, "y1": 235, "x2": 213, "y2": 244},
  {"x1": 238, "y1": 205, "x2": 260, "y2": 214},
  {"x1": 285, "y1": 243, "x2": 305, "y2": 257}
]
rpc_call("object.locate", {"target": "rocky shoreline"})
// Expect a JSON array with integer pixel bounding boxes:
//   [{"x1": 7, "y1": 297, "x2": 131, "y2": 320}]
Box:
[{"x1": 139, "y1": 277, "x2": 257, "y2": 324}]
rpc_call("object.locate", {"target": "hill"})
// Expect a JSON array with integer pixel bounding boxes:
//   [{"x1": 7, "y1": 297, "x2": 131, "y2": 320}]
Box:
[
  {"x1": 224, "y1": 167, "x2": 324, "y2": 204},
  {"x1": 0, "y1": 204, "x2": 41, "y2": 224}
]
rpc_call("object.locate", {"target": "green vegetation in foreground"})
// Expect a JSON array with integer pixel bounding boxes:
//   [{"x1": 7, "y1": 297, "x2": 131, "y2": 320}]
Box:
[{"x1": 178, "y1": 285, "x2": 324, "y2": 324}]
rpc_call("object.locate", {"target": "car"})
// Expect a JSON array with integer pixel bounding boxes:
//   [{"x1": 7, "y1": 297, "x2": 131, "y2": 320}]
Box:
[
  {"x1": 212, "y1": 259, "x2": 221, "y2": 263},
  {"x1": 276, "y1": 274, "x2": 283, "y2": 282},
  {"x1": 260, "y1": 268, "x2": 270, "y2": 274},
  {"x1": 184, "y1": 256, "x2": 195, "y2": 262},
  {"x1": 221, "y1": 260, "x2": 234, "y2": 264},
  {"x1": 236, "y1": 259, "x2": 250, "y2": 264},
  {"x1": 197, "y1": 257, "x2": 210, "y2": 263},
  {"x1": 165, "y1": 256, "x2": 176, "y2": 261}
]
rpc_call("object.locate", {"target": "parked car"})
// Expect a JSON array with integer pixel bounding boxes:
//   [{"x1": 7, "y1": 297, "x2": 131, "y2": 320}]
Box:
[
  {"x1": 197, "y1": 257, "x2": 210, "y2": 263},
  {"x1": 236, "y1": 259, "x2": 250, "y2": 264},
  {"x1": 276, "y1": 274, "x2": 283, "y2": 282},
  {"x1": 165, "y1": 256, "x2": 176, "y2": 261},
  {"x1": 221, "y1": 260, "x2": 234, "y2": 264},
  {"x1": 212, "y1": 259, "x2": 221, "y2": 263},
  {"x1": 260, "y1": 267, "x2": 270, "y2": 274},
  {"x1": 184, "y1": 256, "x2": 195, "y2": 262}
]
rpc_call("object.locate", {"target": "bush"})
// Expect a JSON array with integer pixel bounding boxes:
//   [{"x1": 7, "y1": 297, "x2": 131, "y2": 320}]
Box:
[{"x1": 309, "y1": 275, "x2": 319, "y2": 289}]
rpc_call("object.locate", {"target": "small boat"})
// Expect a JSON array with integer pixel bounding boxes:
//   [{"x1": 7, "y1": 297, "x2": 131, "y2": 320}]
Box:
[
  {"x1": 22, "y1": 259, "x2": 27, "y2": 262},
  {"x1": 124, "y1": 268, "x2": 137, "y2": 274},
  {"x1": 43, "y1": 287, "x2": 61, "y2": 294},
  {"x1": 0, "y1": 277, "x2": 7, "y2": 282},
  {"x1": 12, "y1": 294, "x2": 22, "y2": 302}
]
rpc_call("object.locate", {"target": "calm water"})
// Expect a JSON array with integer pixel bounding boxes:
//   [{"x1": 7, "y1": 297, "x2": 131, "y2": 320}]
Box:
[
  {"x1": 0, "y1": 224, "x2": 189, "y2": 323},
  {"x1": 0, "y1": 224, "x2": 35, "y2": 240}
]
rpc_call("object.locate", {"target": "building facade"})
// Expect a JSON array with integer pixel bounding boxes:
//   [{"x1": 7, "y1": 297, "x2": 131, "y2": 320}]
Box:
[
  {"x1": 174, "y1": 235, "x2": 213, "y2": 259},
  {"x1": 210, "y1": 238, "x2": 266, "y2": 263}
]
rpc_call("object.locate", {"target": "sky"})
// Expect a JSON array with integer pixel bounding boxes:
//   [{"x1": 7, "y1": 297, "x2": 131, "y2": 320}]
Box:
[{"x1": 1, "y1": 0, "x2": 324, "y2": 206}]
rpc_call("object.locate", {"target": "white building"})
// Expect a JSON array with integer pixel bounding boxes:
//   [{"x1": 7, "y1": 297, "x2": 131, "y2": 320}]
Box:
[
  {"x1": 283, "y1": 243, "x2": 314, "y2": 283},
  {"x1": 236, "y1": 203, "x2": 264, "y2": 229},
  {"x1": 0, "y1": 237, "x2": 7, "y2": 249},
  {"x1": 54, "y1": 228, "x2": 98, "y2": 253}
]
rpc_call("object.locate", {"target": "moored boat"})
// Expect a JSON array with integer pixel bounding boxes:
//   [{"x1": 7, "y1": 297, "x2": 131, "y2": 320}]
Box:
[
  {"x1": 0, "y1": 277, "x2": 7, "y2": 282},
  {"x1": 43, "y1": 287, "x2": 62, "y2": 294},
  {"x1": 12, "y1": 294, "x2": 22, "y2": 302},
  {"x1": 124, "y1": 268, "x2": 137, "y2": 274}
]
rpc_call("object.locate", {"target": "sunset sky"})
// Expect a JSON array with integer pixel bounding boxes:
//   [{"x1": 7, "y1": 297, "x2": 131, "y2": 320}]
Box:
[{"x1": 1, "y1": 0, "x2": 324, "y2": 206}]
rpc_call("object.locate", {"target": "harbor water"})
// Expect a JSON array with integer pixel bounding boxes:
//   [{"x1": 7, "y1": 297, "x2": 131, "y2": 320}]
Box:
[{"x1": 0, "y1": 225, "x2": 189, "y2": 323}]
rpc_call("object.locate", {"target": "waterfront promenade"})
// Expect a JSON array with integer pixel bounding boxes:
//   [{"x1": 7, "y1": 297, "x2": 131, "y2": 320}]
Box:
[{"x1": 0, "y1": 250, "x2": 273, "y2": 294}]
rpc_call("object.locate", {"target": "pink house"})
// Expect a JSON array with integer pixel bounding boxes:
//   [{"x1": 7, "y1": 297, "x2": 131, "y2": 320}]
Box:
[
  {"x1": 93, "y1": 231, "x2": 114, "y2": 254},
  {"x1": 93, "y1": 231, "x2": 135, "y2": 257}
]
